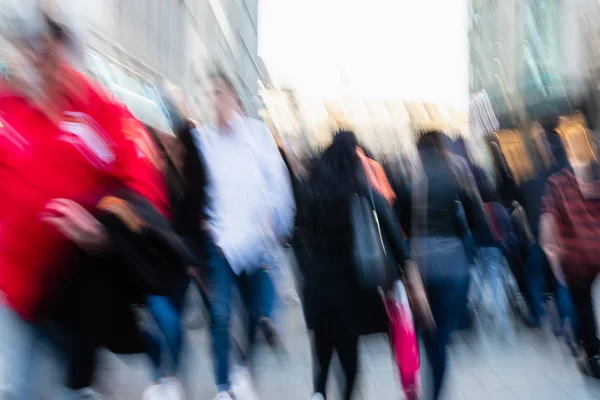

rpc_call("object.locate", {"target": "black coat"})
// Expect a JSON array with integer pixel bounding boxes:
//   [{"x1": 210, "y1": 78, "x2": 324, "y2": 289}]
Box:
[
  {"x1": 298, "y1": 179, "x2": 409, "y2": 335},
  {"x1": 47, "y1": 190, "x2": 193, "y2": 354},
  {"x1": 173, "y1": 124, "x2": 209, "y2": 269}
]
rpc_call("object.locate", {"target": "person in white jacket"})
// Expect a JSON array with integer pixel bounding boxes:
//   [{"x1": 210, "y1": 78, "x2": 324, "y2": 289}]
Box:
[{"x1": 193, "y1": 71, "x2": 295, "y2": 400}]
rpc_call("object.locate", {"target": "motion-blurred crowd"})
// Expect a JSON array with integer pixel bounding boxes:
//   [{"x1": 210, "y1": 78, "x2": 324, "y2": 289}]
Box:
[{"x1": 2, "y1": 4, "x2": 600, "y2": 400}]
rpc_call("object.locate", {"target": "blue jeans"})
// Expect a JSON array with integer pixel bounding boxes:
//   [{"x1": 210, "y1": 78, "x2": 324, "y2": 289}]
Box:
[
  {"x1": 525, "y1": 244, "x2": 576, "y2": 329},
  {"x1": 476, "y1": 247, "x2": 511, "y2": 334},
  {"x1": 145, "y1": 295, "x2": 184, "y2": 380},
  {"x1": 413, "y1": 237, "x2": 470, "y2": 400},
  {"x1": 423, "y1": 278, "x2": 470, "y2": 400},
  {"x1": 206, "y1": 238, "x2": 276, "y2": 391}
]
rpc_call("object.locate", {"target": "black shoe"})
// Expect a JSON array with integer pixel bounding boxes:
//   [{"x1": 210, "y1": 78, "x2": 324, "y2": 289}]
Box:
[
  {"x1": 259, "y1": 317, "x2": 289, "y2": 361},
  {"x1": 578, "y1": 354, "x2": 600, "y2": 378},
  {"x1": 590, "y1": 356, "x2": 600, "y2": 378},
  {"x1": 259, "y1": 317, "x2": 280, "y2": 348}
]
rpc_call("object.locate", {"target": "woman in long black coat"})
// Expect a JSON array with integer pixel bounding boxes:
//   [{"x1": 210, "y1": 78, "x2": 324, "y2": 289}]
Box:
[{"x1": 299, "y1": 131, "x2": 413, "y2": 400}]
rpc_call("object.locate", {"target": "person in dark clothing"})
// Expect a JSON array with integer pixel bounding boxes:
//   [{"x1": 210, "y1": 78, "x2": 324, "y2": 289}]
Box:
[
  {"x1": 521, "y1": 108, "x2": 576, "y2": 331},
  {"x1": 540, "y1": 159, "x2": 600, "y2": 374},
  {"x1": 384, "y1": 154, "x2": 413, "y2": 235},
  {"x1": 411, "y1": 131, "x2": 496, "y2": 400},
  {"x1": 300, "y1": 131, "x2": 424, "y2": 400},
  {"x1": 121, "y1": 123, "x2": 192, "y2": 399}
]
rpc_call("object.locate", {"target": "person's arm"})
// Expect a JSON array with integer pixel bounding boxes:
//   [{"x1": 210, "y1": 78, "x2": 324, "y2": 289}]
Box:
[
  {"x1": 175, "y1": 127, "x2": 208, "y2": 236},
  {"x1": 42, "y1": 101, "x2": 169, "y2": 253},
  {"x1": 452, "y1": 155, "x2": 496, "y2": 247},
  {"x1": 372, "y1": 192, "x2": 409, "y2": 270},
  {"x1": 373, "y1": 190, "x2": 434, "y2": 328},
  {"x1": 257, "y1": 121, "x2": 296, "y2": 241},
  {"x1": 539, "y1": 182, "x2": 566, "y2": 285}
]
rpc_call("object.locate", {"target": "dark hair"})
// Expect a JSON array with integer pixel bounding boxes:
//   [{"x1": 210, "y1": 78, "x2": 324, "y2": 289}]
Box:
[
  {"x1": 311, "y1": 130, "x2": 360, "y2": 200},
  {"x1": 416, "y1": 130, "x2": 447, "y2": 152},
  {"x1": 44, "y1": 14, "x2": 66, "y2": 42},
  {"x1": 536, "y1": 105, "x2": 560, "y2": 131},
  {"x1": 478, "y1": 176, "x2": 498, "y2": 203},
  {"x1": 210, "y1": 70, "x2": 238, "y2": 97}
]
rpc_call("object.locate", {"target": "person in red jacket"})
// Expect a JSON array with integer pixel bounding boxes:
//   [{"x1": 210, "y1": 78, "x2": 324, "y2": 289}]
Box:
[{"x1": 0, "y1": 9, "x2": 170, "y2": 399}]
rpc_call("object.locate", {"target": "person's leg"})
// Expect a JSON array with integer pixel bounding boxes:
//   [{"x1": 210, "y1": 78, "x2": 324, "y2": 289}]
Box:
[
  {"x1": 422, "y1": 281, "x2": 445, "y2": 399},
  {"x1": 239, "y1": 266, "x2": 277, "y2": 361},
  {"x1": 147, "y1": 295, "x2": 184, "y2": 377},
  {"x1": 482, "y1": 247, "x2": 511, "y2": 334},
  {"x1": 424, "y1": 278, "x2": 469, "y2": 400},
  {"x1": 554, "y1": 279, "x2": 577, "y2": 332},
  {"x1": 570, "y1": 282, "x2": 599, "y2": 358},
  {"x1": 65, "y1": 335, "x2": 97, "y2": 391},
  {"x1": 335, "y1": 333, "x2": 358, "y2": 400},
  {"x1": 524, "y1": 244, "x2": 546, "y2": 326},
  {"x1": 0, "y1": 305, "x2": 39, "y2": 400},
  {"x1": 143, "y1": 329, "x2": 163, "y2": 381},
  {"x1": 207, "y1": 241, "x2": 236, "y2": 392},
  {"x1": 312, "y1": 327, "x2": 335, "y2": 397}
]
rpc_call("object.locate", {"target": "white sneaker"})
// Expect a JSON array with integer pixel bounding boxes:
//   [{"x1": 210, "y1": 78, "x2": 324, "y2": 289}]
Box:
[
  {"x1": 143, "y1": 384, "x2": 165, "y2": 400},
  {"x1": 231, "y1": 366, "x2": 259, "y2": 400},
  {"x1": 162, "y1": 378, "x2": 187, "y2": 400},
  {"x1": 311, "y1": 394, "x2": 325, "y2": 400},
  {"x1": 284, "y1": 290, "x2": 301, "y2": 304},
  {"x1": 214, "y1": 391, "x2": 234, "y2": 400},
  {"x1": 143, "y1": 378, "x2": 187, "y2": 400},
  {"x1": 75, "y1": 388, "x2": 103, "y2": 400}
]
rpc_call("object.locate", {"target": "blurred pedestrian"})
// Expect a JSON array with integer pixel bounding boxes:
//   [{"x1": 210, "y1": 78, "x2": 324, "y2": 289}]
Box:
[
  {"x1": 411, "y1": 131, "x2": 496, "y2": 399},
  {"x1": 522, "y1": 107, "x2": 576, "y2": 331},
  {"x1": 193, "y1": 71, "x2": 295, "y2": 400},
  {"x1": 300, "y1": 131, "x2": 428, "y2": 400},
  {"x1": 0, "y1": 5, "x2": 178, "y2": 400},
  {"x1": 478, "y1": 180, "x2": 514, "y2": 336},
  {"x1": 540, "y1": 153, "x2": 600, "y2": 376},
  {"x1": 139, "y1": 124, "x2": 190, "y2": 400}
]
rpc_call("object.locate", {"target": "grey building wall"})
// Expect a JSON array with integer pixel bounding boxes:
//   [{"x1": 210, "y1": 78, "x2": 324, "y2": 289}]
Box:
[
  {"x1": 66, "y1": 0, "x2": 260, "y2": 119},
  {"x1": 468, "y1": 0, "x2": 592, "y2": 124}
]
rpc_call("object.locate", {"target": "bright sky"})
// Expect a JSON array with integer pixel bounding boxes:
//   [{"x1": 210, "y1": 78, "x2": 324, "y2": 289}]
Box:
[{"x1": 259, "y1": 0, "x2": 468, "y2": 109}]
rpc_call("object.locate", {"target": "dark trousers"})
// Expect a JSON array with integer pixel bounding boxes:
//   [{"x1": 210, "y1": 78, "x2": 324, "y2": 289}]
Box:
[
  {"x1": 570, "y1": 280, "x2": 600, "y2": 358},
  {"x1": 423, "y1": 277, "x2": 470, "y2": 400},
  {"x1": 67, "y1": 336, "x2": 97, "y2": 389},
  {"x1": 525, "y1": 244, "x2": 577, "y2": 329},
  {"x1": 312, "y1": 310, "x2": 358, "y2": 400}
]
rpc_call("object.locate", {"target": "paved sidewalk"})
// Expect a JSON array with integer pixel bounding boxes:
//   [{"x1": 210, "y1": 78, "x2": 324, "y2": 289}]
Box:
[{"x1": 90, "y1": 300, "x2": 600, "y2": 400}]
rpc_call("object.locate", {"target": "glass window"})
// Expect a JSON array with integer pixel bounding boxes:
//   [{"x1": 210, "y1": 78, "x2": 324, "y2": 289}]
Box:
[{"x1": 84, "y1": 53, "x2": 112, "y2": 89}]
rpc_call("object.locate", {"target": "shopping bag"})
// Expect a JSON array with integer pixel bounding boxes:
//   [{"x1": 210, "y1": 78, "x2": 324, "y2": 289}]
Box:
[{"x1": 382, "y1": 281, "x2": 421, "y2": 400}]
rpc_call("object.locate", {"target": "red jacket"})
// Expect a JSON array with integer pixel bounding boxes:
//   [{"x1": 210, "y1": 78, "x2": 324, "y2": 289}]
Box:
[{"x1": 0, "y1": 67, "x2": 169, "y2": 320}]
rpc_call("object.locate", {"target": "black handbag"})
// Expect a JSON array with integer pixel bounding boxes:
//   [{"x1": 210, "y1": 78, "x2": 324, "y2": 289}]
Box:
[{"x1": 350, "y1": 181, "x2": 396, "y2": 290}]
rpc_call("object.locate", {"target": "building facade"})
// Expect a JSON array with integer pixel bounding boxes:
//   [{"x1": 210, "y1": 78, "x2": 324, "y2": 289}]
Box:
[
  {"x1": 37, "y1": 0, "x2": 261, "y2": 120},
  {"x1": 469, "y1": 0, "x2": 592, "y2": 127}
]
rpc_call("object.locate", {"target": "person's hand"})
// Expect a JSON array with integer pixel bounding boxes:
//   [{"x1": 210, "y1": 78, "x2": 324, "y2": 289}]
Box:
[
  {"x1": 42, "y1": 199, "x2": 109, "y2": 254},
  {"x1": 404, "y1": 260, "x2": 436, "y2": 331},
  {"x1": 408, "y1": 284, "x2": 435, "y2": 331}
]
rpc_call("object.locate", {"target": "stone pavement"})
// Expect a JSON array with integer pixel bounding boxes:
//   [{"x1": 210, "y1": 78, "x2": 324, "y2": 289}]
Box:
[{"x1": 91, "y1": 300, "x2": 600, "y2": 400}]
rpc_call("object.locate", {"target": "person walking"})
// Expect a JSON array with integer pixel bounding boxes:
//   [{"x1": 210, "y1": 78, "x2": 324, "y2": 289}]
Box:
[
  {"x1": 540, "y1": 156, "x2": 600, "y2": 376},
  {"x1": 0, "y1": 5, "x2": 175, "y2": 399},
  {"x1": 411, "y1": 131, "x2": 496, "y2": 400},
  {"x1": 193, "y1": 71, "x2": 295, "y2": 400},
  {"x1": 521, "y1": 108, "x2": 576, "y2": 330},
  {"x1": 139, "y1": 122, "x2": 191, "y2": 400},
  {"x1": 300, "y1": 131, "x2": 429, "y2": 400}
]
